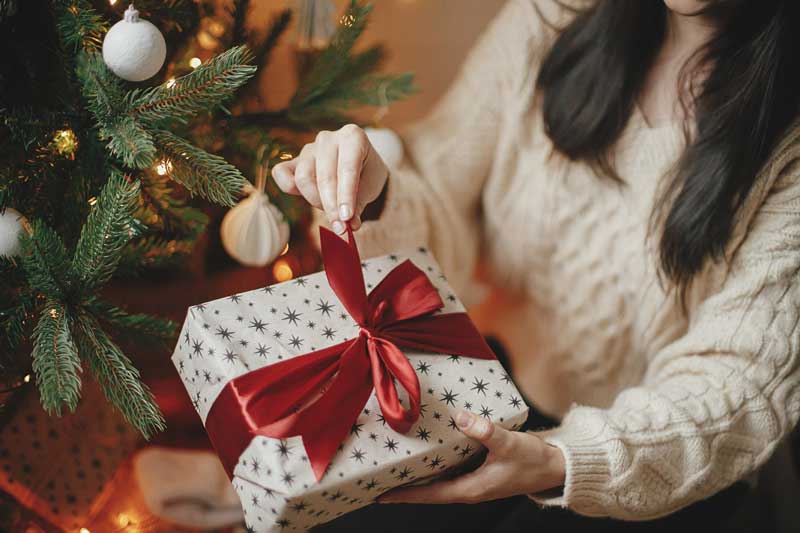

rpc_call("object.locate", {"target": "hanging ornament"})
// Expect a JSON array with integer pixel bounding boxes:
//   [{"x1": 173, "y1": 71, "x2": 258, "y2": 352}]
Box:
[
  {"x1": 220, "y1": 154, "x2": 290, "y2": 268},
  {"x1": 364, "y1": 81, "x2": 405, "y2": 169},
  {"x1": 102, "y1": 4, "x2": 167, "y2": 82},
  {"x1": 0, "y1": 208, "x2": 26, "y2": 259}
]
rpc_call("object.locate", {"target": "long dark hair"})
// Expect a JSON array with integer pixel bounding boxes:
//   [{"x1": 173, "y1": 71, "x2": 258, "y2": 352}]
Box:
[{"x1": 536, "y1": 0, "x2": 800, "y2": 293}]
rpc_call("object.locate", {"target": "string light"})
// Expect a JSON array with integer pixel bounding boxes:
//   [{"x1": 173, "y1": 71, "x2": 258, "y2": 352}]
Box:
[
  {"x1": 189, "y1": 57, "x2": 202, "y2": 69},
  {"x1": 52, "y1": 129, "x2": 78, "y2": 158},
  {"x1": 23, "y1": 374, "x2": 31, "y2": 383},
  {"x1": 155, "y1": 160, "x2": 172, "y2": 176},
  {"x1": 79, "y1": 528, "x2": 91, "y2": 533},
  {"x1": 116, "y1": 513, "x2": 131, "y2": 527},
  {"x1": 273, "y1": 259, "x2": 293, "y2": 282},
  {"x1": 279, "y1": 152, "x2": 294, "y2": 161},
  {"x1": 166, "y1": 77, "x2": 176, "y2": 88},
  {"x1": 108, "y1": 0, "x2": 118, "y2": 5},
  {"x1": 88, "y1": 196, "x2": 98, "y2": 206},
  {"x1": 339, "y1": 14, "x2": 356, "y2": 27}
]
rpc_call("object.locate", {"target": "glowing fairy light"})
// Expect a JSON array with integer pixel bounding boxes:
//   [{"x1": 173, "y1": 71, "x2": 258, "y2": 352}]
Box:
[
  {"x1": 189, "y1": 57, "x2": 202, "y2": 69},
  {"x1": 155, "y1": 160, "x2": 172, "y2": 176},
  {"x1": 166, "y1": 77, "x2": 176, "y2": 88},
  {"x1": 273, "y1": 259, "x2": 293, "y2": 282},
  {"x1": 280, "y1": 243, "x2": 289, "y2": 256},
  {"x1": 23, "y1": 374, "x2": 31, "y2": 383},
  {"x1": 52, "y1": 129, "x2": 78, "y2": 157}
]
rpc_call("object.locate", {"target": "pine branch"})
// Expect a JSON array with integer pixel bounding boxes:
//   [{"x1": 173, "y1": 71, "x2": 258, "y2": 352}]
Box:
[
  {"x1": 139, "y1": 173, "x2": 209, "y2": 237},
  {"x1": 100, "y1": 116, "x2": 157, "y2": 169},
  {"x1": 53, "y1": 0, "x2": 107, "y2": 52},
  {"x1": 73, "y1": 312, "x2": 165, "y2": 439},
  {"x1": 18, "y1": 219, "x2": 72, "y2": 300},
  {"x1": 229, "y1": 0, "x2": 251, "y2": 44},
  {"x1": 152, "y1": 129, "x2": 246, "y2": 206},
  {"x1": 87, "y1": 299, "x2": 175, "y2": 346},
  {"x1": 127, "y1": 46, "x2": 256, "y2": 125},
  {"x1": 31, "y1": 300, "x2": 82, "y2": 416},
  {"x1": 72, "y1": 172, "x2": 144, "y2": 292}
]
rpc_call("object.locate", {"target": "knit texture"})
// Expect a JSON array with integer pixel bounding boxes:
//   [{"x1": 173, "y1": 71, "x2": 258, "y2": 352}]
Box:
[{"x1": 310, "y1": 0, "x2": 800, "y2": 520}]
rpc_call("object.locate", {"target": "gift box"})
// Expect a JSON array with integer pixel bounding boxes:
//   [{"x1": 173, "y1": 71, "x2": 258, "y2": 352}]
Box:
[{"x1": 172, "y1": 227, "x2": 529, "y2": 532}]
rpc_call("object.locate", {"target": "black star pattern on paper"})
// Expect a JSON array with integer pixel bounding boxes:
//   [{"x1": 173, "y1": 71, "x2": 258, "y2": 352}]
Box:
[
  {"x1": 459, "y1": 444, "x2": 474, "y2": 458},
  {"x1": 322, "y1": 327, "x2": 336, "y2": 340},
  {"x1": 307, "y1": 321, "x2": 316, "y2": 329},
  {"x1": 263, "y1": 286, "x2": 275, "y2": 294},
  {"x1": 396, "y1": 466, "x2": 413, "y2": 480},
  {"x1": 509, "y1": 396, "x2": 522, "y2": 409},
  {"x1": 501, "y1": 372, "x2": 512, "y2": 384},
  {"x1": 447, "y1": 416, "x2": 459, "y2": 431},
  {"x1": 272, "y1": 330, "x2": 283, "y2": 339},
  {"x1": 447, "y1": 294, "x2": 456, "y2": 302},
  {"x1": 360, "y1": 261, "x2": 368, "y2": 270},
  {"x1": 327, "y1": 490, "x2": 343, "y2": 502},
  {"x1": 250, "y1": 459, "x2": 261, "y2": 475},
  {"x1": 416, "y1": 427, "x2": 431, "y2": 441},
  {"x1": 203, "y1": 370, "x2": 213, "y2": 383},
  {"x1": 215, "y1": 326, "x2": 233, "y2": 341},
  {"x1": 191, "y1": 339, "x2": 204, "y2": 357},
  {"x1": 223, "y1": 349, "x2": 238, "y2": 364},
  {"x1": 479, "y1": 405, "x2": 494, "y2": 419},
  {"x1": 350, "y1": 448, "x2": 366, "y2": 463},
  {"x1": 495, "y1": 390, "x2": 503, "y2": 399},
  {"x1": 440, "y1": 388, "x2": 458, "y2": 407},
  {"x1": 383, "y1": 437, "x2": 399, "y2": 453},
  {"x1": 178, "y1": 359, "x2": 185, "y2": 372},
  {"x1": 376, "y1": 414, "x2": 387, "y2": 426},
  {"x1": 448, "y1": 355, "x2": 461, "y2": 363},
  {"x1": 289, "y1": 335, "x2": 303, "y2": 349},
  {"x1": 239, "y1": 339, "x2": 248, "y2": 347},
  {"x1": 427, "y1": 455, "x2": 444, "y2": 469},
  {"x1": 294, "y1": 277, "x2": 308, "y2": 286},
  {"x1": 192, "y1": 391, "x2": 201, "y2": 410},
  {"x1": 464, "y1": 401, "x2": 473, "y2": 410},
  {"x1": 291, "y1": 500, "x2": 308, "y2": 512},
  {"x1": 270, "y1": 307, "x2": 277, "y2": 314},
  {"x1": 368, "y1": 432, "x2": 378, "y2": 441},
  {"x1": 432, "y1": 411, "x2": 442, "y2": 420},
  {"x1": 471, "y1": 377, "x2": 489, "y2": 395},
  {"x1": 208, "y1": 348, "x2": 215, "y2": 357},
  {"x1": 316, "y1": 299, "x2": 333, "y2": 317},
  {"x1": 263, "y1": 487, "x2": 276, "y2": 498},
  {"x1": 229, "y1": 294, "x2": 242, "y2": 303},
  {"x1": 364, "y1": 479, "x2": 380, "y2": 490},
  {"x1": 339, "y1": 312, "x2": 348, "y2": 320},
  {"x1": 194, "y1": 303, "x2": 207, "y2": 312},
  {"x1": 255, "y1": 344, "x2": 269, "y2": 358},
  {"x1": 183, "y1": 331, "x2": 190, "y2": 345},
  {"x1": 276, "y1": 518, "x2": 291, "y2": 529},
  {"x1": 281, "y1": 472, "x2": 295, "y2": 487},
  {"x1": 350, "y1": 423, "x2": 364, "y2": 437},
  {"x1": 416, "y1": 361, "x2": 431, "y2": 375},
  {"x1": 276, "y1": 440, "x2": 292, "y2": 458},
  {"x1": 389, "y1": 254, "x2": 399, "y2": 261},
  {"x1": 283, "y1": 308, "x2": 302, "y2": 326},
  {"x1": 249, "y1": 318, "x2": 267, "y2": 333}
]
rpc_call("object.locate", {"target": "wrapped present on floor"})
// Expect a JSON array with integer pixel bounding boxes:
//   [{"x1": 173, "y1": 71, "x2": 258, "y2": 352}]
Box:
[{"x1": 172, "y1": 226, "x2": 530, "y2": 532}]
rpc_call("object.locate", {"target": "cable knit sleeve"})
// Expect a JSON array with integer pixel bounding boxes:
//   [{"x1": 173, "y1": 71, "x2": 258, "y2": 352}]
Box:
[
  {"x1": 528, "y1": 140, "x2": 800, "y2": 519},
  {"x1": 310, "y1": 0, "x2": 563, "y2": 299}
]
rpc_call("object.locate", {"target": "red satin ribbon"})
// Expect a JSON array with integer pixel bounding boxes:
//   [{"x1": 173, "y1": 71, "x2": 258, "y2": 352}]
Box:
[{"x1": 205, "y1": 225, "x2": 495, "y2": 481}]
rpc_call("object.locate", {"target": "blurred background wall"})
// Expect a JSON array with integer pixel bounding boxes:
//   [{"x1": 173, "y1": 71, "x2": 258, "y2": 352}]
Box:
[{"x1": 247, "y1": 0, "x2": 506, "y2": 127}]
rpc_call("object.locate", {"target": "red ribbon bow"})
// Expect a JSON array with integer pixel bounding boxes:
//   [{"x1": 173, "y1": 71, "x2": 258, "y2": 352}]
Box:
[{"x1": 205, "y1": 225, "x2": 495, "y2": 481}]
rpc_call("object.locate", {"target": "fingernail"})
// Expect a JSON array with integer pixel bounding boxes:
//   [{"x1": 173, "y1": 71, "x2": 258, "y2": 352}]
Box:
[
  {"x1": 456, "y1": 410, "x2": 474, "y2": 428},
  {"x1": 351, "y1": 214, "x2": 362, "y2": 230},
  {"x1": 339, "y1": 204, "x2": 352, "y2": 221},
  {"x1": 332, "y1": 220, "x2": 345, "y2": 234}
]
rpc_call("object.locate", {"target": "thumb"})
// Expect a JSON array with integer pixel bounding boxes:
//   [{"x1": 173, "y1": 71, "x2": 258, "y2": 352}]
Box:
[{"x1": 455, "y1": 410, "x2": 515, "y2": 455}]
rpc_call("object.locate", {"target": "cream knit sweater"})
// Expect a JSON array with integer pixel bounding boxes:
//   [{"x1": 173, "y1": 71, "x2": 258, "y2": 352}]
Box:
[{"x1": 312, "y1": 0, "x2": 800, "y2": 521}]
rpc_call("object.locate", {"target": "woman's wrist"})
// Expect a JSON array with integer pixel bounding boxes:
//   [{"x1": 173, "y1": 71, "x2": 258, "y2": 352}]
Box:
[{"x1": 360, "y1": 170, "x2": 390, "y2": 222}]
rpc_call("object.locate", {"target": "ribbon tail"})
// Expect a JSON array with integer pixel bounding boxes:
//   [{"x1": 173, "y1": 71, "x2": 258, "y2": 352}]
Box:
[
  {"x1": 368, "y1": 337, "x2": 421, "y2": 434},
  {"x1": 256, "y1": 336, "x2": 374, "y2": 481}
]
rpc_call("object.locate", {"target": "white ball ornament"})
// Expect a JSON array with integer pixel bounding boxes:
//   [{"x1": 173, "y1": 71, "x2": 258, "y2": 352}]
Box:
[
  {"x1": 221, "y1": 164, "x2": 290, "y2": 268},
  {"x1": 102, "y1": 4, "x2": 166, "y2": 82},
  {"x1": 0, "y1": 208, "x2": 26, "y2": 259},
  {"x1": 364, "y1": 127, "x2": 404, "y2": 169}
]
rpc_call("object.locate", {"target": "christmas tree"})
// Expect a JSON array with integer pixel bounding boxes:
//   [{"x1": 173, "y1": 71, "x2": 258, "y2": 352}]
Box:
[{"x1": 0, "y1": 0, "x2": 414, "y2": 439}]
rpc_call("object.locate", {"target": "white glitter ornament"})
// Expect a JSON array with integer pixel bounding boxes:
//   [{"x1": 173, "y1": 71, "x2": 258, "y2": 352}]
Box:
[
  {"x1": 221, "y1": 161, "x2": 290, "y2": 268},
  {"x1": 102, "y1": 4, "x2": 166, "y2": 82},
  {"x1": 0, "y1": 208, "x2": 26, "y2": 259},
  {"x1": 364, "y1": 127, "x2": 404, "y2": 169}
]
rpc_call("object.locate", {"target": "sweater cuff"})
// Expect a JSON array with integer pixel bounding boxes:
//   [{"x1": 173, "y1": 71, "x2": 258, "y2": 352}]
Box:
[{"x1": 526, "y1": 407, "x2": 614, "y2": 517}]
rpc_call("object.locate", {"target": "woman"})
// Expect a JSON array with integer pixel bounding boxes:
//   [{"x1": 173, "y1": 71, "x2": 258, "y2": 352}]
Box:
[{"x1": 271, "y1": 0, "x2": 800, "y2": 529}]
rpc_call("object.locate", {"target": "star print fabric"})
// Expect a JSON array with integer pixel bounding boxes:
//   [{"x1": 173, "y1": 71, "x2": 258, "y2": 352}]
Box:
[{"x1": 172, "y1": 246, "x2": 529, "y2": 532}]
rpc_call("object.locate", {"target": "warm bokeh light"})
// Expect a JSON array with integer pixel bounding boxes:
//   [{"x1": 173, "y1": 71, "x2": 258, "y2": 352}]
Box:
[
  {"x1": 189, "y1": 57, "x2": 202, "y2": 69},
  {"x1": 108, "y1": 0, "x2": 117, "y2": 5},
  {"x1": 281, "y1": 243, "x2": 289, "y2": 256},
  {"x1": 166, "y1": 77, "x2": 176, "y2": 88},
  {"x1": 88, "y1": 196, "x2": 97, "y2": 206},
  {"x1": 273, "y1": 259, "x2": 294, "y2": 282},
  {"x1": 23, "y1": 374, "x2": 31, "y2": 383},
  {"x1": 279, "y1": 152, "x2": 294, "y2": 161},
  {"x1": 155, "y1": 160, "x2": 172, "y2": 176},
  {"x1": 79, "y1": 528, "x2": 90, "y2": 533},
  {"x1": 52, "y1": 129, "x2": 78, "y2": 157},
  {"x1": 117, "y1": 513, "x2": 131, "y2": 527}
]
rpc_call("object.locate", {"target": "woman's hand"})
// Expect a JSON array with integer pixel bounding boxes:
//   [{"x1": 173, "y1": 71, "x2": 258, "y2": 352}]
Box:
[
  {"x1": 271, "y1": 124, "x2": 390, "y2": 234},
  {"x1": 377, "y1": 410, "x2": 566, "y2": 505}
]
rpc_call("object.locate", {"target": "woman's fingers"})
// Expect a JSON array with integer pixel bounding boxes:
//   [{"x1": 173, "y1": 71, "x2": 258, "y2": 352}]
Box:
[
  {"x1": 314, "y1": 131, "x2": 343, "y2": 231},
  {"x1": 336, "y1": 125, "x2": 368, "y2": 222},
  {"x1": 271, "y1": 158, "x2": 300, "y2": 195},
  {"x1": 456, "y1": 410, "x2": 516, "y2": 455},
  {"x1": 293, "y1": 146, "x2": 323, "y2": 209}
]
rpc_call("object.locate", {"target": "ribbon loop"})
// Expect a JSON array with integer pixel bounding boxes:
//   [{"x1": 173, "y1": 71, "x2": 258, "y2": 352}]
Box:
[{"x1": 205, "y1": 224, "x2": 497, "y2": 481}]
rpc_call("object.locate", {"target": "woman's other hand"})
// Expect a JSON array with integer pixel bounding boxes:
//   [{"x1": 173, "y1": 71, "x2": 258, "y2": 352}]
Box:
[
  {"x1": 377, "y1": 410, "x2": 567, "y2": 505},
  {"x1": 271, "y1": 124, "x2": 390, "y2": 233}
]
